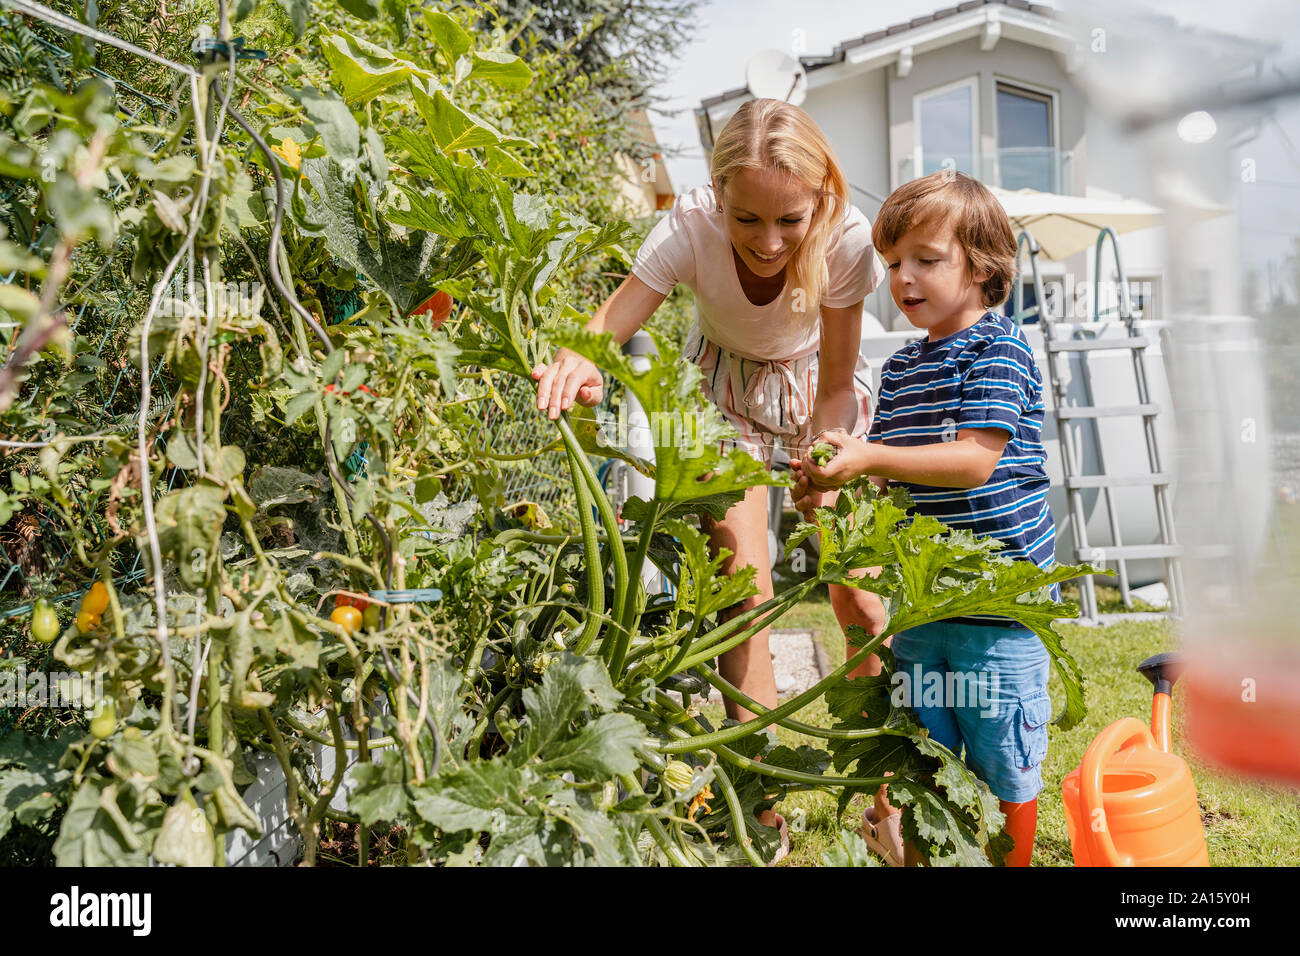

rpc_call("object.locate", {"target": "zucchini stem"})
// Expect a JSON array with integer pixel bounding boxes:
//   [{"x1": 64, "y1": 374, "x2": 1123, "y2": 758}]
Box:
[{"x1": 654, "y1": 626, "x2": 890, "y2": 754}]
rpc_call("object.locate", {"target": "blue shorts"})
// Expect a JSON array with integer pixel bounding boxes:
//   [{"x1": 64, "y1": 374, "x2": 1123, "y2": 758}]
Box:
[{"x1": 891, "y1": 619, "x2": 1052, "y2": 803}]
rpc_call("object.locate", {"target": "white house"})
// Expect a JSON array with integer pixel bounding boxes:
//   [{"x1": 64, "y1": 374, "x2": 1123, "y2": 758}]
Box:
[
  {"x1": 692, "y1": 0, "x2": 1279, "y2": 618},
  {"x1": 693, "y1": 0, "x2": 1260, "y2": 332}
]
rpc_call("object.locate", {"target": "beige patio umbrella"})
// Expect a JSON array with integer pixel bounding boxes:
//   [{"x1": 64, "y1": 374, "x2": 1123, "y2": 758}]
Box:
[{"x1": 988, "y1": 186, "x2": 1167, "y2": 261}]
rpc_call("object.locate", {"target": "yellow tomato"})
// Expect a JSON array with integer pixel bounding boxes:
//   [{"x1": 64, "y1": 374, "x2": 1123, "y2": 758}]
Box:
[
  {"x1": 75, "y1": 609, "x2": 101, "y2": 634},
  {"x1": 80, "y1": 581, "x2": 109, "y2": 616},
  {"x1": 330, "y1": 605, "x2": 362, "y2": 636}
]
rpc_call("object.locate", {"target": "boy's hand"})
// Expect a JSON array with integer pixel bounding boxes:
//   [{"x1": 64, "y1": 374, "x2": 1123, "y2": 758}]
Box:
[{"x1": 789, "y1": 429, "x2": 872, "y2": 493}]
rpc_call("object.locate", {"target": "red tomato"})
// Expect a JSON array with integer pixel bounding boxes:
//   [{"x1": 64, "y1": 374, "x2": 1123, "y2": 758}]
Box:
[
  {"x1": 411, "y1": 290, "x2": 454, "y2": 329},
  {"x1": 324, "y1": 383, "x2": 372, "y2": 397}
]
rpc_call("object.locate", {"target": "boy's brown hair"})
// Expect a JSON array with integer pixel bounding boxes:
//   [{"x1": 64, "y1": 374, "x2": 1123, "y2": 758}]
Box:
[{"x1": 872, "y1": 171, "x2": 1018, "y2": 308}]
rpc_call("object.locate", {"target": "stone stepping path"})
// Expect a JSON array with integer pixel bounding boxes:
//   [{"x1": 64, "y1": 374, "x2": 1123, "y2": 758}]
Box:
[{"x1": 702, "y1": 628, "x2": 828, "y2": 703}]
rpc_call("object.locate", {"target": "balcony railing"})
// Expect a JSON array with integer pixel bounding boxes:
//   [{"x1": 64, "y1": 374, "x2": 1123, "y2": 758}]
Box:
[{"x1": 898, "y1": 148, "x2": 1075, "y2": 194}]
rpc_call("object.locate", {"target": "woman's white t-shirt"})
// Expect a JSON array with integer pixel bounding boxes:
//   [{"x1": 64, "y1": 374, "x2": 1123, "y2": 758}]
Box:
[{"x1": 630, "y1": 184, "x2": 886, "y2": 361}]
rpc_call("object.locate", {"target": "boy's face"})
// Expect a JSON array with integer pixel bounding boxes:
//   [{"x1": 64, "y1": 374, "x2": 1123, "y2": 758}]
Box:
[
  {"x1": 882, "y1": 217, "x2": 990, "y2": 340},
  {"x1": 714, "y1": 167, "x2": 818, "y2": 279}
]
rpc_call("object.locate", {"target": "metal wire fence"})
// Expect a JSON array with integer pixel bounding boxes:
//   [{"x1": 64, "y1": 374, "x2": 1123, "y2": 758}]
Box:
[{"x1": 0, "y1": 21, "x2": 582, "y2": 742}]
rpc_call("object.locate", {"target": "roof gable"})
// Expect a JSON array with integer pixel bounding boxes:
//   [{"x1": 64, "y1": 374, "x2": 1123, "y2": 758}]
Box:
[{"x1": 700, "y1": 0, "x2": 1059, "y2": 108}]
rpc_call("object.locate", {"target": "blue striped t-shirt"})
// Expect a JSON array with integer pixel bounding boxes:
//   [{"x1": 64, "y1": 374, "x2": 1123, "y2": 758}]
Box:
[{"x1": 867, "y1": 311, "x2": 1060, "y2": 625}]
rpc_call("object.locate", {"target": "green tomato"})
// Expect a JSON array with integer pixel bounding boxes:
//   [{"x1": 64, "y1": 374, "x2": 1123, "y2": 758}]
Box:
[
  {"x1": 89, "y1": 699, "x2": 117, "y2": 740},
  {"x1": 31, "y1": 598, "x2": 59, "y2": 644},
  {"x1": 362, "y1": 604, "x2": 381, "y2": 631}
]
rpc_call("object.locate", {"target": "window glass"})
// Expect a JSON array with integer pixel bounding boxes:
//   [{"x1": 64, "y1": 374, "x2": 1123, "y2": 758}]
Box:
[
  {"x1": 920, "y1": 85, "x2": 974, "y2": 177},
  {"x1": 997, "y1": 86, "x2": 1053, "y2": 191}
]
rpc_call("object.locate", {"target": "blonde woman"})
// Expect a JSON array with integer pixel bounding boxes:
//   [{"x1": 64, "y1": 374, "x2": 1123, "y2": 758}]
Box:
[{"x1": 532, "y1": 98, "x2": 890, "y2": 863}]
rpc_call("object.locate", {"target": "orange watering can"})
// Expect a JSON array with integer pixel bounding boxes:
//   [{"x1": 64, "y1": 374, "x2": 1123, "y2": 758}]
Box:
[{"x1": 1062, "y1": 653, "x2": 1209, "y2": 866}]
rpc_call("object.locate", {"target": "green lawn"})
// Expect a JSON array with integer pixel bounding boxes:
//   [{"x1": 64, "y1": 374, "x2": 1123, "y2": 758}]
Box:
[{"x1": 705, "y1": 581, "x2": 1300, "y2": 867}]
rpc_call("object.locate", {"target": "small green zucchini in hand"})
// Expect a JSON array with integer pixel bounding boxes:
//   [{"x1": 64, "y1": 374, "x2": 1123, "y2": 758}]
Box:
[{"x1": 809, "y1": 442, "x2": 837, "y2": 467}]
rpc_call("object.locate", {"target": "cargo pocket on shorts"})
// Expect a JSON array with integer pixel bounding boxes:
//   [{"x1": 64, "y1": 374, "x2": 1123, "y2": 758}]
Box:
[{"x1": 1013, "y1": 691, "x2": 1052, "y2": 769}]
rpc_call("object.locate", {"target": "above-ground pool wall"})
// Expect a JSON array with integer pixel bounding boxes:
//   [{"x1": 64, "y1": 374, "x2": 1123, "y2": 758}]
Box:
[
  {"x1": 222, "y1": 700, "x2": 391, "y2": 867},
  {"x1": 860, "y1": 316, "x2": 1270, "y2": 592}
]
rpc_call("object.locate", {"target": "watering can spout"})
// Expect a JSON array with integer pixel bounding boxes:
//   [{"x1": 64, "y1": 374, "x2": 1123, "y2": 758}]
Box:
[
  {"x1": 1138, "y1": 652, "x2": 1185, "y2": 697},
  {"x1": 1138, "y1": 652, "x2": 1183, "y2": 752}
]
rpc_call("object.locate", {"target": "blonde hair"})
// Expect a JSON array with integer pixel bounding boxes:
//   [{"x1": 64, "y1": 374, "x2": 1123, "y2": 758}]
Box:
[
  {"x1": 710, "y1": 98, "x2": 850, "y2": 318},
  {"x1": 872, "y1": 171, "x2": 1018, "y2": 308}
]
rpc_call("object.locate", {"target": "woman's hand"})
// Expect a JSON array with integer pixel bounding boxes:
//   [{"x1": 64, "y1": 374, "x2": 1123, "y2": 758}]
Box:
[
  {"x1": 532, "y1": 347, "x2": 603, "y2": 420},
  {"x1": 788, "y1": 471, "x2": 840, "y2": 523}
]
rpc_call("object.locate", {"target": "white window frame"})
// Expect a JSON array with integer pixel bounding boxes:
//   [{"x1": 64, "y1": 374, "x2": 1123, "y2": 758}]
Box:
[
  {"x1": 992, "y1": 77, "x2": 1060, "y2": 191},
  {"x1": 912, "y1": 75, "x2": 980, "y2": 182}
]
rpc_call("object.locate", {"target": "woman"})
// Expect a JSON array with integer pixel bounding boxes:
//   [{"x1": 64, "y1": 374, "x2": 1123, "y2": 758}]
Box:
[{"x1": 532, "y1": 98, "x2": 891, "y2": 862}]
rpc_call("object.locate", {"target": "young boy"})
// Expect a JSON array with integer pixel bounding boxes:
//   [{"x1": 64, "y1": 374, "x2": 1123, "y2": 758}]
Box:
[{"x1": 790, "y1": 170, "x2": 1058, "y2": 867}]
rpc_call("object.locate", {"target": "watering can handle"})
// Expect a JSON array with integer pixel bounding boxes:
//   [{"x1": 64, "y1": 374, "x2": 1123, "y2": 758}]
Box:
[{"x1": 1081, "y1": 717, "x2": 1156, "y2": 867}]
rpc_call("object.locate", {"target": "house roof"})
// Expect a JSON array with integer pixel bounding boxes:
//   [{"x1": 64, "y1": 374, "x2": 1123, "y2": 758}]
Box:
[
  {"x1": 698, "y1": 0, "x2": 1275, "y2": 112},
  {"x1": 699, "y1": 0, "x2": 1056, "y2": 109}
]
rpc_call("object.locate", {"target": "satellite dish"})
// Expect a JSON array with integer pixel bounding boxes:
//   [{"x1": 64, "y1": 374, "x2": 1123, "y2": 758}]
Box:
[{"x1": 745, "y1": 49, "x2": 807, "y2": 106}]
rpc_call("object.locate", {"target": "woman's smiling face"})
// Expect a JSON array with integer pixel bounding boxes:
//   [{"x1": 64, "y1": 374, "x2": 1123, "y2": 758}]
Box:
[{"x1": 715, "y1": 166, "x2": 818, "y2": 279}]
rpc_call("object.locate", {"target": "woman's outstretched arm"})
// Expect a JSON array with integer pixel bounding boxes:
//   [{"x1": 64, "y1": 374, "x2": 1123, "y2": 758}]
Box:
[{"x1": 532, "y1": 273, "x2": 667, "y2": 420}]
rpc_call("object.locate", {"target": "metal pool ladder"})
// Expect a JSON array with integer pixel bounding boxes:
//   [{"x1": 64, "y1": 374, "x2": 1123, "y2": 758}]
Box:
[{"x1": 1012, "y1": 228, "x2": 1185, "y2": 625}]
